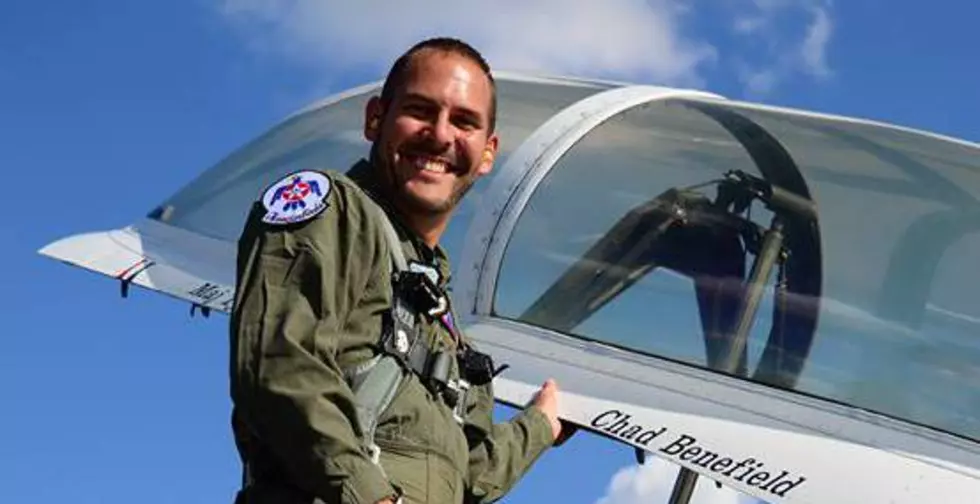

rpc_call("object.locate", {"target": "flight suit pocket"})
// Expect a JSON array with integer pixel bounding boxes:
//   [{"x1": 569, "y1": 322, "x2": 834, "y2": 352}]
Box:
[
  {"x1": 426, "y1": 452, "x2": 464, "y2": 504},
  {"x1": 377, "y1": 445, "x2": 464, "y2": 504},
  {"x1": 375, "y1": 373, "x2": 427, "y2": 444},
  {"x1": 377, "y1": 443, "x2": 426, "y2": 504}
]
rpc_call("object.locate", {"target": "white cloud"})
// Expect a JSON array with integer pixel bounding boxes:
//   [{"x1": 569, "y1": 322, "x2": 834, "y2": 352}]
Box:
[
  {"x1": 728, "y1": 0, "x2": 835, "y2": 95},
  {"x1": 216, "y1": 0, "x2": 834, "y2": 95},
  {"x1": 801, "y1": 6, "x2": 833, "y2": 77},
  {"x1": 733, "y1": 16, "x2": 768, "y2": 35},
  {"x1": 596, "y1": 457, "x2": 760, "y2": 504},
  {"x1": 218, "y1": 0, "x2": 716, "y2": 87},
  {"x1": 738, "y1": 66, "x2": 779, "y2": 95}
]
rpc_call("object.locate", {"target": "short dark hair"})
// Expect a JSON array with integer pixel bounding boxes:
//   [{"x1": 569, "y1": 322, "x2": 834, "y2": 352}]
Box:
[{"x1": 379, "y1": 37, "x2": 497, "y2": 132}]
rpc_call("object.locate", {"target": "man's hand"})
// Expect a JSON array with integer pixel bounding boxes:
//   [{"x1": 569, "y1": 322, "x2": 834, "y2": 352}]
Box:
[
  {"x1": 531, "y1": 379, "x2": 562, "y2": 440},
  {"x1": 531, "y1": 379, "x2": 579, "y2": 446}
]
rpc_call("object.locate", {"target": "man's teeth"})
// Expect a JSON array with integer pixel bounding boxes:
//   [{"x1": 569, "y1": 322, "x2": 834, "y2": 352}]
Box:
[{"x1": 414, "y1": 157, "x2": 448, "y2": 173}]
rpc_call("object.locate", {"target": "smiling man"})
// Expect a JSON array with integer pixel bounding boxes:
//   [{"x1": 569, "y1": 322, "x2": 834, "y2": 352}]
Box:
[
  {"x1": 229, "y1": 37, "x2": 568, "y2": 504},
  {"x1": 366, "y1": 43, "x2": 496, "y2": 232}
]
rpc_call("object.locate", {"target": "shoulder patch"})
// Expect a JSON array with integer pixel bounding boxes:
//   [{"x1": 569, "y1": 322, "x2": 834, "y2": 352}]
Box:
[{"x1": 261, "y1": 170, "x2": 331, "y2": 225}]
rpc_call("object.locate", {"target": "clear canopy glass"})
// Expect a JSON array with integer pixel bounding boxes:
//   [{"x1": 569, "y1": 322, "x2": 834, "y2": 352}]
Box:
[
  {"x1": 148, "y1": 76, "x2": 613, "y2": 261},
  {"x1": 492, "y1": 97, "x2": 980, "y2": 442}
]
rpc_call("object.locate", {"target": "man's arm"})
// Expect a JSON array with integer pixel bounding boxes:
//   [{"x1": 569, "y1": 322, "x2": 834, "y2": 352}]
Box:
[
  {"x1": 462, "y1": 380, "x2": 563, "y2": 503},
  {"x1": 230, "y1": 185, "x2": 397, "y2": 504}
]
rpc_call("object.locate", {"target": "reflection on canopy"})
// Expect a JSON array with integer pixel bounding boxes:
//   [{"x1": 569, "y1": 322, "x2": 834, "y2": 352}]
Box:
[
  {"x1": 146, "y1": 76, "x2": 613, "y2": 255},
  {"x1": 494, "y1": 97, "x2": 980, "y2": 442}
]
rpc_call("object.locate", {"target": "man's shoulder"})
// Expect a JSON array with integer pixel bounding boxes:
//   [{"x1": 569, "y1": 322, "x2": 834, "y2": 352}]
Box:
[{"x1": 240, "y1": 167, "x2": 386, "y2": 242}]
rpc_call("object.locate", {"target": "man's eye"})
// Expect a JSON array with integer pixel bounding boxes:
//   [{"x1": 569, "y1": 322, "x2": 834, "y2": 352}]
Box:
[
  {"x1": 455, "y1": 116, "x2": 480, "y2": 130},
  {"x1": 403, "y1": 104, "x2": 431, "y2": 117}
]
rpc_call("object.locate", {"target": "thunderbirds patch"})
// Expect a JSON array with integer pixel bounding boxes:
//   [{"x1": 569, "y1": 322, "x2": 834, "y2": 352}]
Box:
[{"x1": 261, "y1": 171, "x2": 331, "y2": 225}]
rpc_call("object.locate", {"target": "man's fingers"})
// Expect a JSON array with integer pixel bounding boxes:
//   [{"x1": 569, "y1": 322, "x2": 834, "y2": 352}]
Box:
[
  {"x1": 528, "y1": 379, "x2": 557, "y2": 405},
  {"x1": 539, "y1": 378, "x2": 558, "y2": 396},
  {"x1": 529, "y1": 378, "x2": 564, "y2": 441}
]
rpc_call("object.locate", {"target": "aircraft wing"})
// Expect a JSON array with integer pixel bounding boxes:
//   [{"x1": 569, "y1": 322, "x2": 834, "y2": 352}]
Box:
[{"x1": 39, "y1": 72, "x2": 980, "y2": 503}]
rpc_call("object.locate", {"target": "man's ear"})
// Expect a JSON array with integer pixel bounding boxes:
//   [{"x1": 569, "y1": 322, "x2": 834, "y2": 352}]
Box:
[
  {"x1": 478, "y1": 133, "x2": 499, "y2": 176},
  {"x1": 364, "y1": 96, "x2": 383, "y2": 142}
]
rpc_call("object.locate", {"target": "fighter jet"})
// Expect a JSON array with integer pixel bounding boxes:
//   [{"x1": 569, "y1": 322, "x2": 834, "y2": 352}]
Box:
[{"x1": 39, "y1": 72, "x2": 980, "y2": 503}]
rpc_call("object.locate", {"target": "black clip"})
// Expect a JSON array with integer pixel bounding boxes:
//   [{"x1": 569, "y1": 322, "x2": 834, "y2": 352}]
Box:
[
  {"x1": 459, "y1": 347, "x2": 496, "y2": 386},
  {"x1": 393, "y1": 271, "x2": 446, "y2": 318}
]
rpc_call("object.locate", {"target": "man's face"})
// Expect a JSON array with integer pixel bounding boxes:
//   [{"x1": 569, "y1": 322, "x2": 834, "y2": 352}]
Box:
[{"x1": 365, "y1": 50, "x2": 498, "y2": 216}]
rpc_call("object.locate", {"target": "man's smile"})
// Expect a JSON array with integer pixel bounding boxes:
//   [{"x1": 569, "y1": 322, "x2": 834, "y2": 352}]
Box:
[{"x1": 397, "y1": 151, "x2": 457, "y2": 176}]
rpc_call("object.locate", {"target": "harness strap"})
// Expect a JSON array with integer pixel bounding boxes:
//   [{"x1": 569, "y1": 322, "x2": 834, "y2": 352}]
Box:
[
  {"x1": 347, "y1": 195, "x2": 471, "y2": 471},
  {"x1": 373, "y1": 198, "x2": 408, "y2": 272},
  {"x1": 348, "y1": 196, "x2": 410, "y2": 469},
  {"x1": 347, "y1": 354, "x2": 403, "y2": 467}
]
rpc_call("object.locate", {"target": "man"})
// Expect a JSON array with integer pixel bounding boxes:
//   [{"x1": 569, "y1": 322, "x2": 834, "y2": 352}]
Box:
[{"x1": 229, "y1": 37, "x2": 569, "y2": 504}]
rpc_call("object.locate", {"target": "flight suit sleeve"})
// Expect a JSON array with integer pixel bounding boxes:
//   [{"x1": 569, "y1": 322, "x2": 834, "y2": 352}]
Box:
[
  {"x1": 230, "y1": 183, "x2": 396, "y2": 504},
  {"x1": 462, "y1": 383, "x2": 555, "y2": 504}
]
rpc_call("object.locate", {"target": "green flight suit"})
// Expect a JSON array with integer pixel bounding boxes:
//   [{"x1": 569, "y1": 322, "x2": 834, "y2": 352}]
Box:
[{"x1": 230, "y1": 159, "x2": 555, "y2": 504}]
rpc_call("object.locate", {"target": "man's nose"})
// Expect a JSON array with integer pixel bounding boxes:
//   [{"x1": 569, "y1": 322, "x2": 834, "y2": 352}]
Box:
[{"x1": 431, "y1": 113, "x2": 454, "y2": 146}]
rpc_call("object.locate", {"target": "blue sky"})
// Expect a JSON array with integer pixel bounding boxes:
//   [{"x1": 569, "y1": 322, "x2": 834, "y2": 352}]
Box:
[{"x1": 2, "y1": 1, "x2": 978, "y2": 503}]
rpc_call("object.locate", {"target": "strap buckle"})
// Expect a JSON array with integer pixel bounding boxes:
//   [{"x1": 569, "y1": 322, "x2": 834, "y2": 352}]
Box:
[
  {"x1": 445, "y1": 377, "x2": 470, "y2": 424},
  {"x1": 367, "y1": 442, "x2": 382, "y2": 465}
]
